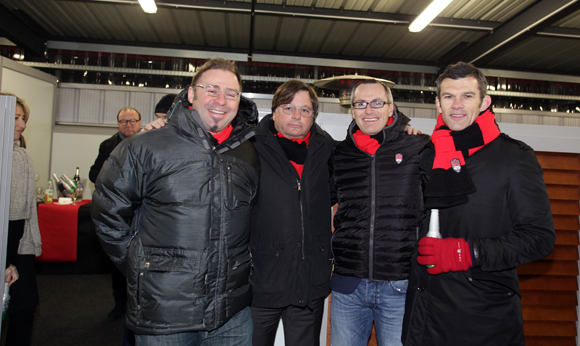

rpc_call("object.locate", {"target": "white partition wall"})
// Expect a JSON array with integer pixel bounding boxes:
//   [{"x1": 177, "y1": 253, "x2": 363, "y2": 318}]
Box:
[
  {"x1": 0, "y1": 95, "x2": 16, "y2": 339},
  {"x1": 0, "y1": 57, "x2": 57, "y2": 184}
]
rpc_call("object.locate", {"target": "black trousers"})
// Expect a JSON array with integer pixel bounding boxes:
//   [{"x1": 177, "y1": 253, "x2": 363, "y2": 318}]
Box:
[
  {"x1": 250, "y1": 297, "x2": 326, "y2": 346},
  {"x1": 6, "y1": 220, "x2": 39, "y2": 346}
]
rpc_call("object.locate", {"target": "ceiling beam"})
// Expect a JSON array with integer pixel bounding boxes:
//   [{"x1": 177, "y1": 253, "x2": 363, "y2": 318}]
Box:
[
  {"x1": 58, "y1": 0, "x2": 498, "y2": 31},
  {"x1": 441, "y1": 0, "x2": 580, "y2": 66},
  {"x1": 0, "y1": 3, "x2": 46, "y2": 58}
]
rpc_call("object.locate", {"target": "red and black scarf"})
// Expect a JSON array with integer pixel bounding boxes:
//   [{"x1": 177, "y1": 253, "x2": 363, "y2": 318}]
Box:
[
  {"x1": 423, "y1": 108, "x2": 500, "y2": 209},
  {"x1": 269, "y1": 120, "x2": 310, "y2": 178}
]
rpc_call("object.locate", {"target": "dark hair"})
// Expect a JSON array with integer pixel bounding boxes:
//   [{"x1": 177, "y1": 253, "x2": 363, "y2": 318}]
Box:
[
  {"x1": 350, "y1": 79, "x2": 393, "y2": 105},
  {"x1": 117, "y1": 107, "x2": 141, "y2": 121},
  {"x1": 191, "y1": 58, "x2": 242, "y2": 91},
  {"x1": 271, "y1": 80, "x2": 319, "y2": 119},
  {"x1": 1, "y1": 92, "x2": 30, "y2": 148},
  {"x1": 155, "y1": 94, "x2": 176, "y2": 114},
  {"x1": 436, "y1": 62, "x2": 487, "y2": 100}
]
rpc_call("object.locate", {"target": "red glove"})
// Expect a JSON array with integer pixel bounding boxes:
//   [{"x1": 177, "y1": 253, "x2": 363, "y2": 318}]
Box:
[{"x1": 417, "y1": 237, "x2": 472, "y2": 275}]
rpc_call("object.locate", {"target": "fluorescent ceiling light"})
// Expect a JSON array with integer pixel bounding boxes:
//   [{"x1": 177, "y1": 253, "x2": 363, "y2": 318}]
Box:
[
  {"x1": 409, "y1": 0, "x2": 453, "y2": 33},
  {"x1": 138, "y1": 0, "x2": 157, "y2": 14}
]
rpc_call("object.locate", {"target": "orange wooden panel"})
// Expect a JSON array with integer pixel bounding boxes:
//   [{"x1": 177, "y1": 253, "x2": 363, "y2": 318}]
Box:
[
  {"x1": 553, "y1": 216, "x2": 580, "y2": 231},
  {"x1": 521, "y1": 290, "x2": 578, "y2": 306},
  {"x1": 524, "y1": 321, "x2": 577, "y2": 336},
  {"x1": 550, "y1": 200, "x2": 580, "y2": 216},
  {"x1": 546, "y1": 185, "x2": 580, "y2": 200},
  {"x1": 543, "y1": 171, "x2": 580, "y2": 185},
  {"x1": 555, "y1": 230, "x2": 579, "y2": 245},
  {"x1": 526, "y1": 336, "x2": 577, "y2": 346},
  {"x1": 536, "y1": 152, "x2": 580, "y2": 170},
  {"x1": 518, "y1": 261, "x2": 578, "y2": 276},
  {"x1": 519, "y1": 275, "x2": 578, "y2": 291},
  {"x1": 544, "y1": 245, "x2": 579, "y2": 261},
  {"x1": 522, "y1": 305, "x2": 577, "y2": 321}
]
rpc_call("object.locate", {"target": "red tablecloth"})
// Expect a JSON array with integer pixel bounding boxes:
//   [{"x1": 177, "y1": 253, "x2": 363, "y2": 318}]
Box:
[{"x1": 37, "y1": 200, "x2": 91, "y2": 262}]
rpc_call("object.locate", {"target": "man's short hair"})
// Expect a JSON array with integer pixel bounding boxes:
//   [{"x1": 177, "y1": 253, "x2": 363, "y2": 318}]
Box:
[
  {"x1": 350, "y1": 79, "x2": 394, "y2": 105},
  {"x1": 155, "y1": 94, "x2": 176, "y2": 114},
  {"x1": 271, "y1": 80, "x2": 319, "y2": 119},
  {"x1": 191, "y1": 58, "x2": 242, "y2": 91},
  {"x1": 117, "y1": 107, "x2": 141, "y2": 121},
  {"x1": 437, "y1": 62, "x2": 488, "y2": 101}
]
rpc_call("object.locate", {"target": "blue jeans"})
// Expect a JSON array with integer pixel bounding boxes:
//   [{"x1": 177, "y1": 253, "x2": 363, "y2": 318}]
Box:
[
  {"x1": 330, "y1": 279, "x2": 408, "y2": 346},
  {"x1": 135, "y1": 307, "x2": 252, "y2": 346}
]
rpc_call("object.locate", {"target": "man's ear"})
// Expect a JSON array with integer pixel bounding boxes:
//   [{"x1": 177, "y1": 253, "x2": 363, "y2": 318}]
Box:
[
  {"x1": 435, "y1": 97, "x2": 442, "y2": 114},
  {"x1": 480, "y1": 95, "x2": 492, "y2": 111},
  {"x1": 187, "y1": 86, "x2": 194, "y2": 104}
]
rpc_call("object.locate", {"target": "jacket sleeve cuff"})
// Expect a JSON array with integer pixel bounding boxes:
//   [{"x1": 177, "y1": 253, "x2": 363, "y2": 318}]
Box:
[{"x1": 468, "y1": 239, "x2": 480, "y2": 267}]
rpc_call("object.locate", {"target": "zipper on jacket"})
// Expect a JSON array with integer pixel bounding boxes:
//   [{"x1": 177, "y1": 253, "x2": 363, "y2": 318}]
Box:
[
  {"x1": 297, "y1": 180, "x2": 305, "y2": 260},
  {"x1": 369, "y1": 156, "x2": 376, "y2": 279},
  {"x1": 227, "y1": 164, "x2": 233, "y2": 206}
]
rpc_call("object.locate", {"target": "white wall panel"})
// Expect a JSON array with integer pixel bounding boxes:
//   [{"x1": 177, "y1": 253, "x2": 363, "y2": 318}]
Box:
[
  {"x1": 79, "y1": 89, "x2": 104, "y2": 123},
  {"x1": 0, "y1": 58, "x2": 57, "y2": 183}
]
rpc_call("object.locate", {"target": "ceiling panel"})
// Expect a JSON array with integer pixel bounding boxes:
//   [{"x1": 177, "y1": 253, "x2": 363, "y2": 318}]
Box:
[{"x1": 0, "y1": 0, "x2": 580, "y2": 74}]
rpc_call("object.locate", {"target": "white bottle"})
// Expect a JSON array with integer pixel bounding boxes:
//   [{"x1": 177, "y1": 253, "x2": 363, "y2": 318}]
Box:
[{"x1": 426, "y1": 209, "x2": 442, "y2": 238}]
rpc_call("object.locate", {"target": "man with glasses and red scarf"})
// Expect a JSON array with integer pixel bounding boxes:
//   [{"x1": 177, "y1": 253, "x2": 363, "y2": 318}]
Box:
[
  {"x1": 402, "y1": 62, "x2": 555, "y2": 346},
  {"x1": 330, "y1": 79, "x2": 430, "y2": 346},
  {"x1": 92, "y1": 58, "x2": 259, "y2": 346},
  {"x1": 249, "y1": 80, "x2": 336, "y2": 346}
]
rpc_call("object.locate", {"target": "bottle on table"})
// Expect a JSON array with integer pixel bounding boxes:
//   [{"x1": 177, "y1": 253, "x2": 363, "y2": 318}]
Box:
[
  {"x1": 52, "y1": 173, "x2": 73, "y2": 196},
  {"x1": 61, "y1": 174, "x2": 77, "y2": 190},
  {"x1": 73, "y1": 167, "x2": 80, "y2": 185},
  {"x1": 43, "y1": 178, "x2": 54, "y2": 204}
]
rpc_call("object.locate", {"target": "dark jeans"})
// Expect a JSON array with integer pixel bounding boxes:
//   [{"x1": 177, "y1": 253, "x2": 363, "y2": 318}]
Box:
[
  {"x1": 250, "y1": 297, "x2": 325, "y2": 346},
  {"x1": 134, "y1": 306, "x2": 252, "y2": 346}
]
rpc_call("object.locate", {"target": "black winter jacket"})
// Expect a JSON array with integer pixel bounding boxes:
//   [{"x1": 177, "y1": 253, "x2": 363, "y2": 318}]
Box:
[
  {"x1": 250, "y1": 114, "x2": 335, "y2": 309},
  {"x1": 402, "y1": 134, "x2": 555, "y2": 346},
  {"x1": 331, "y1": 107, "x2": 430, "y2": 281},
  {"x1": 89, "y1": 132, "x2": 122, "y2": 183},
  {"x1": 91, "y1": 89, "x2": 260, "y2": 335}
]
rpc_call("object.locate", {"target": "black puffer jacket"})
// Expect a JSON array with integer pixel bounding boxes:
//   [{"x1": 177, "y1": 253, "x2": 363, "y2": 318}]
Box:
[
  {"x1": 250, "y1": 114, "x2": 335, "y2": 309},
  {"x1": 331, "y1": 107, "x2": 430, "y2": 281},
  {"x1": 92, "y1": 89, "x2": 260, "y2": 335}
]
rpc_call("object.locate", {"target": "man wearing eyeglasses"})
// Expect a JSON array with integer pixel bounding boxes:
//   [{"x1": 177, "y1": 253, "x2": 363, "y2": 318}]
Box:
[
  {"x1": 88, "y1": 106, "x2": 141, "y2": 323},
  {"x1": 249, "y1": 80, "x2": 335, "y2": 346},
  {"x1": 89, "y1": 107, "x2": 141, "y2": 184},
  {"x1": 329, "y1": 80, "x2": 430, "y2": 346},
  {"x1": 92, "y1": 58, "x2": 259, "y2": 346}
]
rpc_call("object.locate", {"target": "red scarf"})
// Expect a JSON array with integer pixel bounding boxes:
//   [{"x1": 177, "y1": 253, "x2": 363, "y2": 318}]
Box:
[
  {"x1": 276, "y1": 132, "x2": 311, "y2": 178},
  {"x1": 424, "y1": 108, "x2": 500, "y2": 209},
  {"x1": 211, "y1": 124, "x2": 233, "y2": 144},
  {"x1": 431, "y1": 109, "x2": 500, "y2": 170},
  {"x1": 352, "y1": 116, "x2": 394, "y2": 155}
]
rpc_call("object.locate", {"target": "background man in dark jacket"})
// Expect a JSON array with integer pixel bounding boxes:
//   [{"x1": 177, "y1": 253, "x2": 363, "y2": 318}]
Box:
[
  {"x1": 250, "y1": 80, "x2": 335, "y2": 346},
  {"x1": 92, "y1": 58, "x2": 259, "y2": 346},
  {"x1": 88, "y1": 107, "x2": 141, "y2": 184},
  {"x1": 88, "y1": 106, "x2": 141, "y2": 322},
  {"x1": 402, "y1": 62, "x2": 555, "y2": 346},
  {"x1": 330, "y1": 79, "x2": 430, "y2": 346}
]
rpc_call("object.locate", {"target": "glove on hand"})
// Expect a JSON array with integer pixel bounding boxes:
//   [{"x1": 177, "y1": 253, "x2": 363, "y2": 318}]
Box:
[{"x1": 417, "y1": 237, "x2": 472, "y2": 275}]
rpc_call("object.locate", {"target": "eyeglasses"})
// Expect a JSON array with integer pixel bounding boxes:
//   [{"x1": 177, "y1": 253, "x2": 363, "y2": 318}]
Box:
[
  {"x1": 118, "y1": 119, "x2": 140, "y2": 125},
  {"x1": 279, "y1": 104, "x2": 314, "y2": 118},
  {"x1": 195, "y1": 84, "x2": 242, "y2": 100},
  {"x1": 352, "y1": 100, "x2": 391, "y2": 109}
]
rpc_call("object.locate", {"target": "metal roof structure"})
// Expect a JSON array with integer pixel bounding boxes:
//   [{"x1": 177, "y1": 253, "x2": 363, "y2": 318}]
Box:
[{"x1": 2, "y1": 0, "x2": 580, "y2": 75}]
